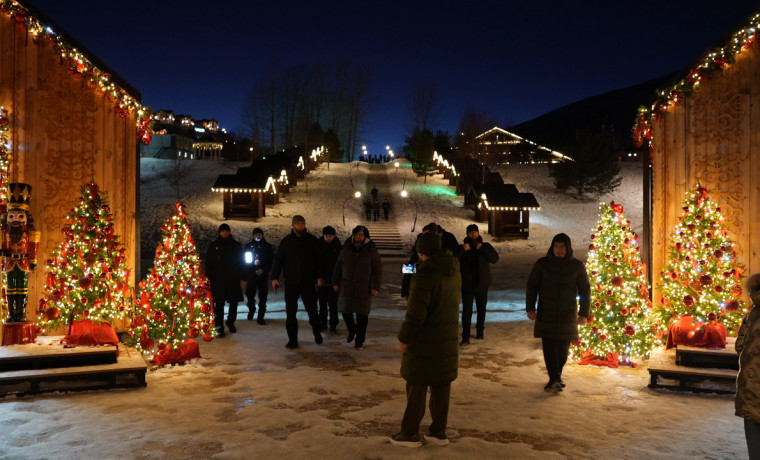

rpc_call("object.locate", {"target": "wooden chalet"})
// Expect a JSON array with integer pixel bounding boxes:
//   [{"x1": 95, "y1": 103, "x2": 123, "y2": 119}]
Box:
[
  {"x1": 1, "y1": 0, "x2": 145, "y2": 323},
  {"x1": 475, "y1": 184, "x2": 540, "y2": 238},
  {"x1": 211, "y1": 168, "x2": 277, "y2": 219},
  {"x1": 473, "y1": 127, "x2": 569, "y2": 164},
  {"x1": 633, "y1": 11, "x2": 760, "y2": 301}
]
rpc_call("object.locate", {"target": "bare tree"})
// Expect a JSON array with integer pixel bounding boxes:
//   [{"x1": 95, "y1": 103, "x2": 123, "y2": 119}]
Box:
[
  {"x1": 406, "y1": 82, "x2": 442, "y2": 133},
  {"x1": 157, "y1": 156, "x2": 193, "y2": 202}
]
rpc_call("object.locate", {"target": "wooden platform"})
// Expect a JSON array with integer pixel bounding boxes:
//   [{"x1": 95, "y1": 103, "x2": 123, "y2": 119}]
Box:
[
  {"x1": 648, "y1": 346, "x2": 737, "y2": 394},
  {"x1": 0, "y1": 336, "x2": 147, "y2": 397},
  {"x1": 676, "y1": 337, "x2": 738, "y2": 370}
]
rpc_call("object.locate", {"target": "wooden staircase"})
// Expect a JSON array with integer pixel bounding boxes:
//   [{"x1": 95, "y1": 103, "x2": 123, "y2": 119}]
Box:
[
  {"x1": 0, "y1": 336, "x2": 147, "y2": 397},
  {"x1": 647, "y1": 337, "x2": 738, "y2": 393}
]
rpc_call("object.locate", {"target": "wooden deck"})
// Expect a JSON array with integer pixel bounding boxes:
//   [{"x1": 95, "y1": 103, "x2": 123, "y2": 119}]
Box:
[
  {"x1": 648, "y1": 346, "x2": 737, "y2": 394},
  {"x1": 0, "y1": 336, "x2": 147, "y2": 397}
]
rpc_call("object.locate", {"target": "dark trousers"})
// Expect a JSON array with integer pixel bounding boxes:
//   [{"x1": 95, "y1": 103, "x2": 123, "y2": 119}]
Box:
[
  {"x1": 342, "y1": 312, "x2": 368, "y2": 344},
  {"x1": 400, "y1": 382, "x2": 451, "y2": 437},
  {"x1": 214, "y1": 301, "x2": 238, "y2": 331},
  {"x1": 246, "y1": 274, "x2": 269, "y2": 319},
  {"x1": 541, "y1": 338, "x2": 571, "y2": 382},
  {"x1": 365, "y1": 210, "x2": 372, "y2": 220},
  {"x1": 284, "y1": 284, "x2": 320, "y2": 342},
  {"x1": 461, "y1": 287, "x2": 488, "y2": 339},
  {"x1": 383, "y1": 209, "x2": 389, "y2": 220},
  {"x1": 373, "y1": 210, "x2": 379, "y2": 221},
  {"x1": 746, "y1": 418, "x2": 760, "y2": 460},
  {"x1": 317, "y1": 285, "x2": 339, "y2": 328}
]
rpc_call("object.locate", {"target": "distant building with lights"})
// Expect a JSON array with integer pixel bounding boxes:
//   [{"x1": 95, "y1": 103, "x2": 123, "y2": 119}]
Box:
[
  {"x1": 474, "y1": 183, "x2": 540, "y2": 238},
  {"x1": 140, "y1": 109, "x2": 234, "y2": 160},
  {"x1": 471, "y1": 127, "x2": 569, "y2": 164}
]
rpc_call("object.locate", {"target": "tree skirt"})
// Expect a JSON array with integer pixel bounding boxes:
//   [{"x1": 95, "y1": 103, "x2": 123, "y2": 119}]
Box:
[
  {"x1": 576, "y1": 351, "x2": 638, "y2": 368},
  {"x1": 63, "y1": 320, "x2": 120, "y2": 351},
  {"x1": 666, "y1": 315, "x2": 726, "y2": 349},
  {"x1": 151, "y1": 339, "x2": 201, "y2": 366}
]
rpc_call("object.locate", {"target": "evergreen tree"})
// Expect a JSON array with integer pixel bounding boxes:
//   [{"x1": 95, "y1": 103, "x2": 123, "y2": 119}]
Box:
[
  {"x1": 655, "y1": 185, "x2": 746, "y2": 336},
  {"x1": 38, "y1": 182, "x2": 131, "y2": 333},
  {"x1": 548, "y1": 129, "x2": 621, "y2": 197},
  {"x1": 572, "y1": 202, "x2": 655, "y2": 364},
  {"x1": 133, "y1": 203, "x2": 214, "y2": 357}
]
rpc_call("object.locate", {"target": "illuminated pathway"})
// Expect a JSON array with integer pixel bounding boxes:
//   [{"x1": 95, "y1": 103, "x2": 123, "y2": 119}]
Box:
[{"x1": 362, "y1": 164, "x2": 406, "y2": 258}]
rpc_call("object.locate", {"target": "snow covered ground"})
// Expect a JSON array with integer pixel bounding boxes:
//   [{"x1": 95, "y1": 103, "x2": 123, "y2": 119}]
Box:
[{"x1": 0, "y1": 158, "x2": 747, "y2": 459}]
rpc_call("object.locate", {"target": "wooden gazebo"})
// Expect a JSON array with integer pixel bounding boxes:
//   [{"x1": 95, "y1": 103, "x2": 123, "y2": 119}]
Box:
[
  {"x1": 475, "y1": 184, "x2": 540, "y2": 238},
  {"x1": 211, "y1": 169, "x2": 277, "y2": 219}
]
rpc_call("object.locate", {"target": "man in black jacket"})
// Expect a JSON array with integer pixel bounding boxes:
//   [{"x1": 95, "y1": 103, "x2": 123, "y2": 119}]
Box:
[
  {"x1": 317, "y1": 225, "x2": 342, "y2": 333},
  {"x1": 243, "y1": 227, "x2": 274, "y2": 325},
  {"x1": 455, "y1": 224, "x2": 499, "y2": 345},
  {"x1": 526, "y1": 233, "x2": 590, "y2": 392},
  {"x1": 205, "y1": 223, "x2": 246, "y2": 337},
  {"x1": 401, "y1": 222, "x2": 459, "y2": 300},
  {"x1": 271, "y1": 215, "x2": 323, "y2": 349}
]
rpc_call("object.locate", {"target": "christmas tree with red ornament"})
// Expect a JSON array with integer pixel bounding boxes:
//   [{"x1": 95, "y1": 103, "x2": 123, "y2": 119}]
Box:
[
  {"x1": 573, "y1": 201, "x2": 655, "y2": 366},
  {"x1": 38, "y1": 182, "x2": 131, "y2": 338},
  {"x1": 656, "y1": 185, "x2": 746, "y2": 344},
  {"x1": 133, "y1": 203, "x2": 213, "y2": 364}
]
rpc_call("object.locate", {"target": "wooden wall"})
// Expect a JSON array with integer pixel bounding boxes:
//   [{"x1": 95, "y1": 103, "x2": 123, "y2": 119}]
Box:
[
  {"x1": 651, "y1": 44, "x2": 759, "y2": 306},
  {"x1": 0, "y1": 13, "x2": 139, "y2": 323}
]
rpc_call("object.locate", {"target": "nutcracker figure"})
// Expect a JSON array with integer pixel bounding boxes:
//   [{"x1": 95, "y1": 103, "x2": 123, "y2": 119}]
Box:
[{"x1": 1, "y1": 183, "x2": 39, "y2": 323}]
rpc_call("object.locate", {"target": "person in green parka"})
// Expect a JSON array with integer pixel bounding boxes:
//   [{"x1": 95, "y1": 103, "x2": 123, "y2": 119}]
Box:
[
  {"x1": 391, "y1": 232, "x2": 461, "y2": 448},
  {"x1": 526, "y1": 233, "x2": 590, "y2": 393}
]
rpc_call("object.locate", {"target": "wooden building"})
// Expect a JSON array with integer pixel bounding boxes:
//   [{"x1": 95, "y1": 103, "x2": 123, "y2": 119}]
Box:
[
  {"x1": 472, "y1": 127, "x2": 568, "y2": 164},
  {"x1": 634, "y1": 11, "x2": 760, "y2": 306},
  {"x1": 474, "y1": 184, "x2": 540, "y2": 238},
  {"x1": 0, "y1": 0, "x2": 147, "y2": 321},
  {"x1": 211, "y1": 168, "x2": 277, "y2": 219}
]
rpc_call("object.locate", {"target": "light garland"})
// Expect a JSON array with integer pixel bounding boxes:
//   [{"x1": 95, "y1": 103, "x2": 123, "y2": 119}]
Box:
[
  {"x1": 0, "y1": 0, "x2": 153, "y2": 144},
  {"x1": 633, "y1": 12, "x2": 760, "y2": 150}
]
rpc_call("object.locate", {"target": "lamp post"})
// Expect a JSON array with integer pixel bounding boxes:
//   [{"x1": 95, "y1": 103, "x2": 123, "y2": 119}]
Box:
[
  {"x1": 401, "y1": 189, "x2": 418, "y2": 232},
  {"x1": 361, "y1": 145, "x2": 368, "y2": 162},
  {"x1": 343, "y1": 191, "x2": 362, "y2": 226}
]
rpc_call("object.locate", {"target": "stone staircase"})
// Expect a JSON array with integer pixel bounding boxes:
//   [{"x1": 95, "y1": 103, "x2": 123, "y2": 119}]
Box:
[{"x1": 364, "y1": 164, "x2": 408, "y2": 258}]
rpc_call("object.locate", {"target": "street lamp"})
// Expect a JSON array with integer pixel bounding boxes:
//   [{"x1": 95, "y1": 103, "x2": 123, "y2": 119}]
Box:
[
  {"x1": 401, "y1": 189, "x2": 418, "y2": 232},
  {"x1": 343, "y1": 191, "x2": 362, "y2": 226}
]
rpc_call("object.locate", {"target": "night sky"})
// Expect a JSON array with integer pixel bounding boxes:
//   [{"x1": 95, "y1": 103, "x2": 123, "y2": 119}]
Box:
[{"x1": 24, "y1": 1, "x2": 760, "y2": 154}]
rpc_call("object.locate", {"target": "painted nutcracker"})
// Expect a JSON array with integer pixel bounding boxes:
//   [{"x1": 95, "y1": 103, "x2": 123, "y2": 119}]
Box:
[{"x1": 1, "y1": 183, "x2": 39, "y2": 323}]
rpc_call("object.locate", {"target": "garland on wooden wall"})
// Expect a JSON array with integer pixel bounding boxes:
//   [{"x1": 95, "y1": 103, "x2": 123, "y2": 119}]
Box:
[
  {"x1": 0, "y1": 0, "x2": 153, "y2": 145},
  {"x1": 0, "y1": 106, "x2": 10, "y2": 319},
  {"x1": 633, "y1": 12, "x2": 760, "y2": 151}
]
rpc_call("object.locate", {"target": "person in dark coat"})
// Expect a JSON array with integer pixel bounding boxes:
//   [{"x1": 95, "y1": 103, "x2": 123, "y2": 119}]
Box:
[
  {"x1": 317, "y1": 225, "x2": 342, "y2": 333},
  {"x1": 455, "y1": 224, "x2": 499, "y2": 345},
  {"x1": 333, "y1": 225, "x2": 382, "y2": 349},
  {"x1": 526, "y1": 233, "x2": 590, "y2": 392},
  {"x1": 243, "y1": 227, "x2": 274, "y2": 325},
  {"x1": 271, "y1": 215, "x2": 323, "y2": 349},
  {"x1": 382, "y1": 199, "x2": 392, "y2": 220},
  {"x1": 371, "y1": 185, "x2": 378, "y2": 201},
  {"x1": 372, "y1": 200, "x2": 381, "y2": 221},
  {"x1": 391, "y1": 232, "x2": 461, "y2": 448},
  {"x1": 363, "y1": 199, "x2": 373, "y2": 220},
  {"x1": 205, "y1": 223, "x2": 246, "y2": 337},
  {"x1": 736, "y1": 273, "x2": 760, "y2": 459},
  {"x1": 401, "y1": 222, "x2": 459, "y2": 300}
]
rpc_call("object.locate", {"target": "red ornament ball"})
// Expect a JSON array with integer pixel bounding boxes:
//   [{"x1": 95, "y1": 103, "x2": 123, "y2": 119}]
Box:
[
  {"x1": 78, "y1": 277, "x2": 94, "y2": 289},
  {"x1": 591, "y1": 326, "x2": 599, "y2": 334},
  {"x1": 153, "y1": 310, "x2": 166, "y2": 322},
  {"x1": 620, "y1": 307, "x2": 629, "y2": 316},
  {"x1": 188, "y1": 327, "x2": 200, "y2": 338},
  {"x1": 611, "y1": 276, "x2": 624, "y2": 287},
  {"x1": 726, "y1": 299, "x2": 740, "y2": 312},
  {"x1": 45, "y1": 307, "x2": 61, "y2": 320},
  {"x1": 708, "y1": 312, "x2": 717, "y2": 321},
  {"x1": 202, "y1": 333, "x2": 214, "y2": 342},
  {"x1": 586, "y1": 313, "x2": 594, "y2": 323},
  {"x1": 589, "y1": 244, "x2": 596, "y2": 251},
  {"x1": 624, "y1": 325, "x2": 636, "y2": 337},
  {"x1": 714, "y1": 285, "x2": 724, "y2": 293},
  {"x1": 599, "y1": 334, "x2": 608, "y2": 342},
  {"x1": 714, "y1": 250, "x2": 724, "y2": 259},
  {"x1": 157, "y1": 342, "x2": 167, "y2": 350},
  {"x1": 699, "y1": 275, "x2": 713, "y2": 286},
  {"x1": 683, "y1": 295, "x2": 695, "y2": 307}
]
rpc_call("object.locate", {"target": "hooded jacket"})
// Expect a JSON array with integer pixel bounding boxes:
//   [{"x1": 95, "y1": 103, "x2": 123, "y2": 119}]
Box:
[
  {"x1": 333, "y1": 238, "x2": 382, "y2": 315},
  {"x1": 318, "y1": 236, "x2": 343, "y2": 283},
  {"x1": 525, "y1": 233, "x2": 591, "y2": 340},
  {"x1": 736, "y1": 288, "x2": 760, "y2": 424},
  {"x1": 398, "y1": 249, "x2": 461, "y2": 385},
  {"x1": 205, "y1": 234, "x2": 245, "y2": 303},
  {"x1": 455, "y1": 235, "x2": 499, "y2": 291},
  {"x1": 270, "y1": 228, "x2": 320, "y2": 287}
]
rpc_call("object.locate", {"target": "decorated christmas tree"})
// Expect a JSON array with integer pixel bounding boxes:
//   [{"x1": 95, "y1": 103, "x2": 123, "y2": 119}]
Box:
[
  {"x1": 656, "y1": 185, "x2": 746, "y2": 340},
  {"x1": 38, "y1": 182, "x2": 132, "y2": 335},
  {"x1": 573, "y1": 202, "x2": 655, "y2": 365},
  {"x1": 133, "y1": 203, "x2": 214, "y2": 362}
]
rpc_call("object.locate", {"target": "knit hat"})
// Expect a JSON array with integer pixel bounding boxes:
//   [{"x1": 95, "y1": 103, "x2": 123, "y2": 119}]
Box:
[
  {"x1": 352, "y1": 225, "x2": 370, "y2": 239},
  {"x1": 416, "y1": 232, "x2": 441, "y2": 256},
  {"x1": 218, "y1": 223, "x2": 231, "y2": 232},
  {"x1": 322, "y1": 225, "x2": 336, "y2": 236},
  {"x1": 466, "y1": 224, "x2": 479, "y2": 234},
  {"x1": 253, "y1": 227, "x2": 264, "y2": 236},
  {"x1": 291, "y1": 215, "x2": 306, "y2": 226}
]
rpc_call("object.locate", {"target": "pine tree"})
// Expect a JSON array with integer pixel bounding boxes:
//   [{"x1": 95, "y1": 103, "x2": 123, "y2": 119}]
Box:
[
  {"x1": 133, "y1": 203, "x2": 214, "y2": 357},
  {"x1": 572, "y1": 201, "x2": 655, "y2": 364},
  {"x1": 655, "y1": 185, "x2": 746, "y2": 336},
  {"x1": 38, "y1": 182, "x2": 131, "y2": 333}
]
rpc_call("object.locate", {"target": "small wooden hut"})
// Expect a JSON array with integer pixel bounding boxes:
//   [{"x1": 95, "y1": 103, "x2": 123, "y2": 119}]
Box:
[
  {"x1": 211, "y1": 168, "x2": 277, "y2": 219},
  {"x1": 475, "y1": 184, "x2": 540, "y2": 238}
]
